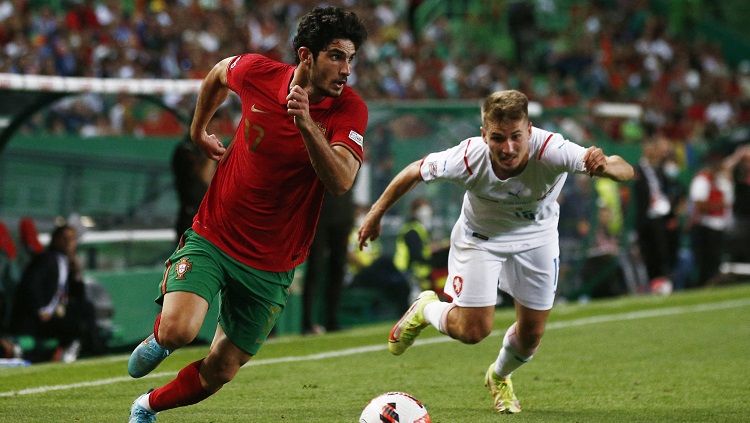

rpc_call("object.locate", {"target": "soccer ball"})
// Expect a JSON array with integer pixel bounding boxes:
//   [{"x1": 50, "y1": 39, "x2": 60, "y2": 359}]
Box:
[{"x1": 359, "y1": 391, "x2": 431, "y2": 423}]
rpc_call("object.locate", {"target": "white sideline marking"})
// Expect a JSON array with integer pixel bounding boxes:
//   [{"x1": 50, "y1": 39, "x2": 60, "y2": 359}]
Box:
[{"x1": 2, "y1": 298, "x2": 748, "y2": 398}]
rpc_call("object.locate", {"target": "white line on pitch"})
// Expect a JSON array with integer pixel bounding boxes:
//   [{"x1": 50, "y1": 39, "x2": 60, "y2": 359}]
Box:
[{"x1": 1, "y1": 298, "x2": 748, "y2": 398}]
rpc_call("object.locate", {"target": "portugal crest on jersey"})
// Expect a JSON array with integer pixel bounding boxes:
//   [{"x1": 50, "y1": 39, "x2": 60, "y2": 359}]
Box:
[{"x1": 175, "y1": 257, "x2": 192, "y2": 280}]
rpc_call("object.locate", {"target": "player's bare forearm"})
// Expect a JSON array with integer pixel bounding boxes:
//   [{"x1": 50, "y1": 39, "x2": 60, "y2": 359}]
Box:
[
  {"x1": 190, "y1": 57, "x2": 231, "y2": 142},
  {"x1": 358, "y1": 161, "x2": 422, "y2": 249},
  {"x1": 600, "y1": 155, "x2": 634, "y2": 182},
  {"x1": 583, "y1": 147, "x2": 634, "y2": 182},
  {"x1": 372, "y1": 161, "x2": 422, "y2": 215},
  {"x1": 298, "y1": 122, "x2": 360, "y2": 195},
  {"x1": 189, "y1": 57, "x2": 232, "y2": 161}
]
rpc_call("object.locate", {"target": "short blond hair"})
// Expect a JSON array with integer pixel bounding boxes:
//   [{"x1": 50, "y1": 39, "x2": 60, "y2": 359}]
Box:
[{"x1": 481, "y1": 90, "x2": 529, "y2": 126}]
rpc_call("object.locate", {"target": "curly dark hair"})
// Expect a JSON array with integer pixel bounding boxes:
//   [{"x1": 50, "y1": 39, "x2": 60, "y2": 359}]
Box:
[{"x1": 292, "y1": 6, "x2": 368, "y2": 64}]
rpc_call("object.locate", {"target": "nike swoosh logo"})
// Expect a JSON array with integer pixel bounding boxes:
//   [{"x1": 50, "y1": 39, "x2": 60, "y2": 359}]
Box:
[{"x1": 251, "y1": 104, "x2": 269, "y2": 114}]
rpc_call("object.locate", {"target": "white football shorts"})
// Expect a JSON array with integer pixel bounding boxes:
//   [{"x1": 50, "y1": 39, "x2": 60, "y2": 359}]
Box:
[{"x1": 443, "y1": 223, "x2": 560, "y2": 310}]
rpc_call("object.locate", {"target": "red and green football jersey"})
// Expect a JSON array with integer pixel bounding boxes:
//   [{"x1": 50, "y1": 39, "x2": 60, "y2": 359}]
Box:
[{"x1": 192, "y1": 54, "x2": 368, "y2": 271}]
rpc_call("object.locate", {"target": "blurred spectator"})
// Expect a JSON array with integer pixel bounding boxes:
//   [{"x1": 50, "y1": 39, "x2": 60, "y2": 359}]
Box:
[
  {"x1": 0, "y1": 221, "x2": 17, "y2": 263},
  {"x1": 581, "y1": 200, "x2": 626, "y2": 298},
  {"x1": 9, "y1": 224, "x2": 97, "y2": 363},
  {"x1": 9, "y1": 217, "x2": 45, "y2": 313},
  {"x1": 302, "y1": 190, "x2": 355, "y2": 334},
  {"x1": 347, "y1": 205, "x2": 410, "y2": 315},
  {"x1": 346, "y1": 204, "x2": 382, "y2": 284},
  {"x1": 406, "y1": 0, "x2": 425, "y2": 36},
  {"x1": 18, "y1": 217, "x2": 44, "y2": 257},
  {"x1": 557, "y1": 173, "x2": 593, "y2": 297},
  {"x1": 394, "y1": 198, "x2": 433, "y2": 298},
  {"x1": 724, "y1": 144, "x2": 750, "y2": 262},
  {"x1": 369, "y1": 125, "x2": 395, "y2": 198},
  {"x1": 687, "y1": 148, "x2": 734, "y2": 287},
  {"x1": 507, "y1": 1, "x2": 537, "y2": 68},
  {"x1": 0, "y1": 221, "x2": 19, "y2": 332},
  {"x1": 171, "y1": 138, "x2": 215, "y2": 242},
  {"x1": 633, "y1": 137, "x2": 674, "y2": 287},
  {"x1": 660, "y1": 149, "x2": 687, "y2": 269}
]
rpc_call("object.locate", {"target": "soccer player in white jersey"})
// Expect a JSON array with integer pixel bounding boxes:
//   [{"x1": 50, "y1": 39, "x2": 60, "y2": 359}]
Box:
[{"x1": 357, "y1": 90, "x2": 634, "y2": 413}]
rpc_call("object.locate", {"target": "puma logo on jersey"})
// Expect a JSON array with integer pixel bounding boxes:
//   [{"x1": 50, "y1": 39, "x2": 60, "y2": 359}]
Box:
[{"x1": 507, "y1": 189, "x2": 523, "y2": 199}]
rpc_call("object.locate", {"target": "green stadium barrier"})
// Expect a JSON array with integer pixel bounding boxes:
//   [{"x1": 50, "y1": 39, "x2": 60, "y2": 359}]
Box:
[
  {"x1": 88, "y1": 268, "x2": 204, "y2": 348},
  {"x1": 1, "y1": 135, "x2": 180, "y2": 224},
  {"x1": 15, "y1": 335, "x2": 58, "y2": 352},
  {"x1": 88, "y1": 265, "x2": 306, "y2": 348}
]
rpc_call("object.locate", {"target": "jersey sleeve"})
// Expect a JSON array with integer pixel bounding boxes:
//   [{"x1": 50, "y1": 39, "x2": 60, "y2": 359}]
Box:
[
  {"x1": 226, "y1": 54, "x2": 260, "y2": 95},
  {"x1": 328, "y1": 95, "x2": 368, "y2": 162},
  {"x1": 419, "y1": 138, "x2": 476, "y2": 188},
  {"x1": 538, "y1": 133, "x2": 587, "y2": 174}
]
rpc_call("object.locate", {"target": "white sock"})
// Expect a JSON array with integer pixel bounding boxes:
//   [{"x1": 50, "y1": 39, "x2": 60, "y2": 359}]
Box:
[
  {"x1": 137, "y1": 392, "x2": 154, "y2": 412},
  {"x1": 493, "y1": 323, "x2": 535, "y2": 378},
  {"x1": 423, "y1": 301, "x2": 454, "y2": 334}
]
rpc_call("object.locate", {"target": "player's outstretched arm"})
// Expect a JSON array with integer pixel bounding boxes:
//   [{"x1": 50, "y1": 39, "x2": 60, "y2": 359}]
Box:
[
  {"x1": 583, "y1": 146, "x2": 635, "y2": 182},
  {"x1": 190, "y1": 56, "x2": 232, "y2": 161},
  {"x1": 358, "y1": 160, "x2": 423, "y2": 250}
]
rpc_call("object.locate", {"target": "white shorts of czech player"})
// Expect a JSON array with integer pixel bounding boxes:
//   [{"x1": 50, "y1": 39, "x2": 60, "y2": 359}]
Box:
[{"x1": 444, "y1": 229, "x2": 559, "y2": 311}]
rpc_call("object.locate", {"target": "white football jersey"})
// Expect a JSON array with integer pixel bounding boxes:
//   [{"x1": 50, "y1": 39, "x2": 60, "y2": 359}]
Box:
[{"x1": 420, "y1": 126, "x2": 587, "y2": 252}]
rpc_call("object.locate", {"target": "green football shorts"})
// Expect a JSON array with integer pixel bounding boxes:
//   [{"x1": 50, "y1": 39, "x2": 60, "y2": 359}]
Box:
[{"x1": 156, "y1": 229, "x2": 295, "y2": 355}]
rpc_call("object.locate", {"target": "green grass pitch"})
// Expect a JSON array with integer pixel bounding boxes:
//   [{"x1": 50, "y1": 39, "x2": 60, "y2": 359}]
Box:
[{"x1": 1, "y1": 284, "x2": 749, "y2": 422}]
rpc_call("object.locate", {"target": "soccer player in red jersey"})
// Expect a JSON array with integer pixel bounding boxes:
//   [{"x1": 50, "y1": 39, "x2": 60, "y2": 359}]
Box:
[{"x1": 127, "y1": 7, "x2": 368, "y2": 422}]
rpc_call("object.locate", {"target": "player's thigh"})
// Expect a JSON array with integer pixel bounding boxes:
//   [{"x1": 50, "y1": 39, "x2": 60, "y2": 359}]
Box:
[
  {"x1": 505, "y1": 241, "x2": 560, "y2": 311},
  {"x1": 161, "y1": 292, "x2": 210, "y2": 341},
  {"x1": 158, "y1": 230, "x2": 225, "y2": 341},
  {"x1": 444, "y1": 234, "x2": 503, "y2": 307}
]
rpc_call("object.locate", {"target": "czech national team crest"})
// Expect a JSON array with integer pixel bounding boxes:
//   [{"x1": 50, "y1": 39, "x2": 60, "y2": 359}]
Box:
[
  {"x1": 452, "y1": 275, "x2": 464, "y2": 297},
  {"x1": 175, "y1": 257, "x2": 192, "y2": 280}
]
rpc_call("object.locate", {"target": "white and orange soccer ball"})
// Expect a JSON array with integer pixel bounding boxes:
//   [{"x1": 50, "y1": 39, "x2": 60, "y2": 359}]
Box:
[{"x1": 359, "y1": 391, "x2": 431, "y2": 423}]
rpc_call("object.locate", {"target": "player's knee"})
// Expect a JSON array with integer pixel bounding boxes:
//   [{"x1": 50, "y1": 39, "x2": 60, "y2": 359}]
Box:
[
  {"x1": 157, "y1": 323, "x2": 197, "y2": 350},
  {"x1": 457, "y1": 325, "x2": 492, "y2": 344},
  {"x1": 451, "y1": 310, "x2": 492, "y2": 344}
]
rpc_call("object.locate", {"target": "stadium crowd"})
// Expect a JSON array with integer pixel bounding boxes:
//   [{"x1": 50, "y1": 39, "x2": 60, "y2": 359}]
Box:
[{"x1": 0, "y1": 0, "x2": 748, "y2": 143}]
